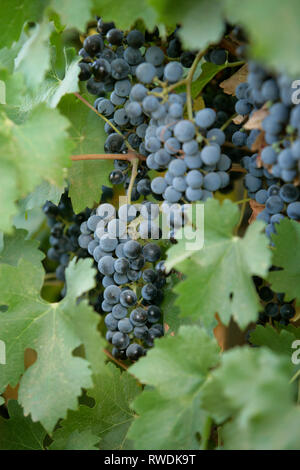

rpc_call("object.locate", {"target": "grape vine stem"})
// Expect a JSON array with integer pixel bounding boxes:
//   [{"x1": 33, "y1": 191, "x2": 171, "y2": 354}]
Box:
[
  {"x1": 235, "y1": 189, "x2": 248, "y2": 234},
  {"x1": 70, "y1": 153, "x2": 145, "y2": 162},
  {"x1": 186, "y1": 48, "x2": 209, "y2": 120},
  {"x1": 127, "y1": 156, "x2": 139, "y2": 205},
  {"x1": 73, "y1": 92, "x2": 135, "y2": 153},
  {"x1": 103, "y1": 348, "x2": 128, "y2": 370}
]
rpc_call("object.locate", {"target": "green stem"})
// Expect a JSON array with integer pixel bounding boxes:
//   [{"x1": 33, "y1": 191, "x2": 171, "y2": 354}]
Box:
[
  {"x1": 226, "y1": 60, "x2": 246, "y2": 68},
  {"x1": 235, "y1": 197, "x2": 251, "y2": 205},
  {"x1": 235, "y1": 189, "x2": 248, "y2": 234},
  {"x1": 221, "y1": 113, "x2": 238, "y2": 131},
  {"x1": 290, "y1": 368, "x2": 300, "y2": 384},
  {"x1": 186, "y1": 48, "x2": 209, "y2": 120},
  {"x1": 200, "y1": 416, "x2": 212, "y2": 450}
]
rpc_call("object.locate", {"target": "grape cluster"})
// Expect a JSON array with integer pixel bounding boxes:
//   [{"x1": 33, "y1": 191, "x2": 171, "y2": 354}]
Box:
[
  {"x1": 233, "y1": 62, "x2": 300, "y2": 233},
  {"x1": 144, "y1": 101, "x2": 234, "y2": 202},
  {"x1": 235, "y1": 62, "x2": 300, "y2": 181},
  {"x1": 78, "y1": 202, "x2": 166, "y2": 361},
  {"x1": 79, "y1": 20, "x2": 246, "y2": 204},
  {"x1": 43, "y1": 189, "x2": 91, "y2": 289},
  {"x1": 242, "y1": 158, "x2": 300, "y2": 237},
  {"x1": 253, "y1": 276, "x2": 295, "y2": 326}
]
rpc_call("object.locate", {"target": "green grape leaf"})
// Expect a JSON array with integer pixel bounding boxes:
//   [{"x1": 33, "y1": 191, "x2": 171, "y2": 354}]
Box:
[
  {"x1": 250, "y1": 323, "x2": 300, "y2": 356},
  {"x1": 224, "y1": 0, "x2": 300, "y2": 76},
  {"x1": 0, "y1": 70, "x2": 27, "y2": 109},
  {"x1": 166, "y1": 199, "x2": 272, "y2": 329},
  {"x1": 50, "y1": 429, "x2": 99, "y2": 450},
  {"x1": 21, "y1": 180, "x2": 63, "y2": 211},
  {"x1": 48, "y1": 58, "x2": 80, "y2": 109},
  {"x1": 150, "y1": 0, "x2": 224, "y2": 50},
  {"x1": 0, "y1": 229, "x2": 44, "y2": 267},
  {"x1": 49, "y1": 0, "x2": 93, "y2": 31},
  {"x1": 93, "y1": 0, "x2": 157, "y2": 31},
  {"x1": 50, "y1": 364, "x2": 140, "y2": 450},
  {"x1": 268, "y1": 219, "x2": 300, "y2": 304},
  {"x1": 0, "y1": 400, "x2": 47, "y2": 450},
  {"x1": 0, "y1": 81, "x2": 5, "y2": 104},
  {"x1": 0, "y1": 0, "x2": 45, "y2": 49},
  {"x1": 128, "y1": 326, "x2": 220, "y2": 449},
  {"x1": 0, "y1": 104, "x2": 73, "y2": 232},
  {"x1": 0, "y1": 257, "x2": 105, "y2": 432},
  {"x1": 15, "y1": 21, "x2": 52, "y2": 89},
  {"x1": 202, "y1": 347, "x2": 300, "y2": 449},
  {"x1": 0, "y1": 161, "x2": 18, "y2": 233},
  {"x1": 0, "y1": 397, "x2": 4, "y2": 406},
  {"x1": 59, "y1": 94, "x2": 113, "y2": 213}
]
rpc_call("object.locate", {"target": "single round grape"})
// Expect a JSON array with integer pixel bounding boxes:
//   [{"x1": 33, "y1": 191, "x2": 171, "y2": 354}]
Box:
[
  {"x1": 111, "y1": 58, "x2": 130, "y2": 80},
  {"x1": 111, "y1": 303, "x2": 128, "y2": 320},
  {"x1": 169, "y1": 103, "x2": 183, "y2": 119},
  {"x1": 78, "y1": 234, "x2": 92, "y2": 249},
  {"x1": 145, "y1": 46, "x2": 164, "y2": 66},
  {"x1": 98, "y1": 255, "x2": 115, "y2": 276},
  {"x1": 130, "y1": 308, "x2": 148, "y2": 326},
  {"x1": 151, "y1": 177, "x2": 167, "y2": 194},
  {"x1": 255, "y1": 189, "x2": 268, "y2": 205},
  {"x1": 104, "y1": 285, "x2": 121, "y2": 305},
  {"x1": 142, "y1": 269, "x2": 157, "y2": 283},
  {"x1": 143, "y1": 243, "x2": 161, "y2": 262},
  {"x1": 232, "y1": 131, "x2": 247, "y2": 147},
  {"x1": 134, "y1": 325, "x2": 149, "y2": 340},
  {"x1": 141, "y1": 283, "x2": 158, "y2": 301},
  {"x1": 87, "y1": 239, "x2": 98, "y2": 255},
  {"x1": 100, "y1": 234, "x2": 118, "y2": 252},
  {"x1": 235, "y1": 99, "x2": 252, "y2": 115},
  {"x1": 201, "y1": 145, "x2": 221, "y2": 165},
  {"x1": 186, "y1": 187, "x2": 203, "y2": 201},
  {"x1": 203, "y1": 172, "x2": 222, "y2": 191},
  {"x1": 102, "y1": 276, "x2": 115, "y2": 288},
  {"x1": 278, "y1": 149, "x2": 295, "y2": 170},
  {"x1": 123, "y1": 240, "x2": 142, "y2": 259},
  {"x1": 118, "y1": 318, "x2": 133, "y2": 334},
  {"x1": 114, "y1": 79, "x2": 131, "y2": 97},
  {"x1": 110, "y1": 91, "x2": 126, "y2": 106},
  {"x1": 244, "y1": 174, "x2": 262, "y2": 192},
  {"x1": 83, "y1": 34, "x2": 104, "y2": 56},
  {"x1": 126, "y1": 343, "x2": 144, "y2": 360},
  {"x1": 182, "y1": 140, "x2": 199, "y2": 155},
  {"x1": 104, "y1": 313, "x2": 118, "y2": 330},
  {"x1": 207, "y1": 128, "x2": 225, "y2": 146},
  {"x1": 164, "y1": 186, "x2": 182, "y2": 203},
  {"x1": 173, "y1": 176, "x2": 187, "y2": 192},
  {"x1": 105, "y1": 133, "x2": 124, "y2": 153},
  {"x1": 195, "y1": 108, "x2": 216, "y2": 129},
  {"x1": 186, "y1": 170, "x2": 203, "y2": 189},
  {"x1": 261, "y1": 79, "x2": 279, "y2": 101},
  {"x1": 163, "y1": 61, "x2": 183, "y2": 83},
  {"x1": 106, "y1": 28, "x2": 124, "y2": 45},
  {"x1": 154, "y1": 149, "x2": 171, "y2": 167},
  {"x1": 279, "y1": 184, "x2": 300, "y2": 203},
  {"x1": 287, "y1": 202, "x2": 300, "y2": 220},
  {"x1": 147, "y1": 305, "x2": 161, "y2": 323},
  {"x1": 174, "y1": 120, "x2": 195, "y2": 142},
  {"x1": 127, "y1": 30, "x2": 145, "y2": 48},
  {"x1": 124, "y1": 46, "x2": 143, "y2": 65},
  {"x1": 112, "y1": 331, "x2": 130, "y2": 349},
  {"x1": 265, "y1": 196, "x2": 284, "y2": 214},
  {"x1": 102, "y1": 300, "x2": 113, "y2": 313},
  {"x1": 136, "y1": 62, "x2": 156, "y2": 84}
]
